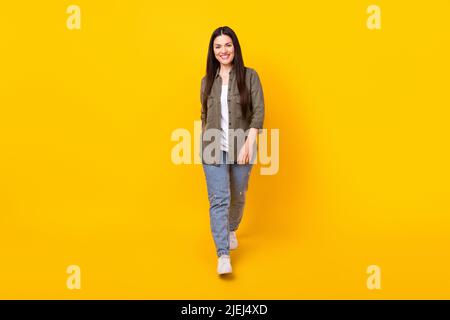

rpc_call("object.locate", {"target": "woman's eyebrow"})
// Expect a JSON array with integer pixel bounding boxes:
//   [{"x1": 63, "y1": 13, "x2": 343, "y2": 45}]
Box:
[{"x1": 214, "y1": 42, "x2": 232, "y2": 46}]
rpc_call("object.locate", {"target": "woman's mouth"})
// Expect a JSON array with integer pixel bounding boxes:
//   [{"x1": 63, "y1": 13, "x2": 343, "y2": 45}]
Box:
[{"x1": 220, "y1": 54, "x2": 230, "y2": 60}]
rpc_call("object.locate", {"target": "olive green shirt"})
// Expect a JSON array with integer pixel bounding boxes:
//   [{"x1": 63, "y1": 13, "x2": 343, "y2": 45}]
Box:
[{"x1": 200, "y1": 66, "x2": 265, "y2": 165}]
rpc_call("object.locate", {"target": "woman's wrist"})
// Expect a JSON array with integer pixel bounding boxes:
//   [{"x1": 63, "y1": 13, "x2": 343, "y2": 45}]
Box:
[{"x1": 247, "y1": 128, "x2": 258, "y2": 145}]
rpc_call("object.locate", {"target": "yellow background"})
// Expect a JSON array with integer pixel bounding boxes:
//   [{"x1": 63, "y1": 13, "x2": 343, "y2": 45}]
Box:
[{"x1": 1, "y1": 0, "x2": 449, "y2": 299}]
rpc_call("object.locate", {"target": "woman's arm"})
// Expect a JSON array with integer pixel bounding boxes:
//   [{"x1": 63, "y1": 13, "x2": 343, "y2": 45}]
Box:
[
  {"x1": 248, "y1": 69, "x2": 265, "y2": 132},
  {"x1": 200, "y1": 77, "x2": 206, "y2": 131},
  {"x1": 237, "y1": 69, "x2": 265, "y2": 164}
]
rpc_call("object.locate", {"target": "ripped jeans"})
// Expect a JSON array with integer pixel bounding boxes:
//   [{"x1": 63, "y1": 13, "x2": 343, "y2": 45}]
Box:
[{"x1": 202, "y1": 150, "x2": 253, "y2": 257}]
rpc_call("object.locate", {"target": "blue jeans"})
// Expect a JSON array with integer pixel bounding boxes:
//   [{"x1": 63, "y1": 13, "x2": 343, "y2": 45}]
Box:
[{"x1": 202, "y1": 150, "x2": 253, "y2": 257}]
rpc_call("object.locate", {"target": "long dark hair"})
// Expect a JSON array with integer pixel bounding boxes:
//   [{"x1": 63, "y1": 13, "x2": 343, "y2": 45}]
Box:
[{"x1": 201, "y1": 26, "x2": 250, "y2": 120}]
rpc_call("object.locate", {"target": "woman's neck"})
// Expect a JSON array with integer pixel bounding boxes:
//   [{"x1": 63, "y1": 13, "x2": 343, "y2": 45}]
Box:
[{"x1": 220, "y1": 63, "x2": 233, "y2": 74}]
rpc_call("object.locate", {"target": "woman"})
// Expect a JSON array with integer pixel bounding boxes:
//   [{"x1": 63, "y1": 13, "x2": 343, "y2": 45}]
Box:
[{"x1": 200, "y1": 26, "x2": 265, "y2": 275}]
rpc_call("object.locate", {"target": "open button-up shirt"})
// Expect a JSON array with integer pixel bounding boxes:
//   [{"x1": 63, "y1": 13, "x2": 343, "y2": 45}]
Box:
[{"x1": 200, "y1": 66, "x2": 265, "y2": 165}]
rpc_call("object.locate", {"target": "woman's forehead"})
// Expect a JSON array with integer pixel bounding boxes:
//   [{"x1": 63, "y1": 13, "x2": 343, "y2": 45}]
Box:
[{"x1": 214, "y1": 35, "x2": 233, "y2": 45}]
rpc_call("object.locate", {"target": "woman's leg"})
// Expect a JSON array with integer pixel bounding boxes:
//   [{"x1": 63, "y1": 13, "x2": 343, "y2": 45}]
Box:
[
  {"x1": 202, "y1": 151, "x2": 231, "y2": 257},
  {"x1": 229, "y1": 163, "x2": 253, "y2": 232}
]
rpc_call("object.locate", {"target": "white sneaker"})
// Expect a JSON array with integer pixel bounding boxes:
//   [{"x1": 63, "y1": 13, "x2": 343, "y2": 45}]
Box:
[
  {"x1": 217, "y1": 254, "x2": 232, "y2": 275},
  {"x1": 229, "y1": 231, "x2": 238, "y2": 250}
]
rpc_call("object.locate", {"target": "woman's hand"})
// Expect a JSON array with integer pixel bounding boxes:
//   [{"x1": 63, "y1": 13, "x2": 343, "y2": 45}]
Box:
[{"x1": 237, "y1": 128, "x2": 258, "y2": 164}]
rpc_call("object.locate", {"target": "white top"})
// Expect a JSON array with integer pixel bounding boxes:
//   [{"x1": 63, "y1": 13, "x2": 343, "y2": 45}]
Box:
[{"x1": 220, "y1": 84, "x2": 229, "y2": 152}]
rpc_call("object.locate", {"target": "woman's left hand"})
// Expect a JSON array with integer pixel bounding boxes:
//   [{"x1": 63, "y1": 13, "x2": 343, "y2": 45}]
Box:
[{"x1": 237, "y1": 128, "x2": 258, "y2": 164}]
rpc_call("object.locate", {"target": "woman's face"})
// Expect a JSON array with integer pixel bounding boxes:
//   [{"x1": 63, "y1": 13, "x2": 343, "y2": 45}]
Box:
[{"x1": 213, "y1": 34, "x2": 235, "y2": 66}]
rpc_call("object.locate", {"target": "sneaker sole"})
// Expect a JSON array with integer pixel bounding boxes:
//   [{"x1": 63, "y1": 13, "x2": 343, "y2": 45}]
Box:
[{"x1": 218, "y1": 268, "x2": 232, "y2": 275}]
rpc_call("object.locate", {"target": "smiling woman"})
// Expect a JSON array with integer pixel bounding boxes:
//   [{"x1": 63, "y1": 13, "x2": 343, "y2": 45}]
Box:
[
  {"x1": 214, "y1": 38, "x2": 235, "y2": 65},
  {"x1": 199, "y1": 26, "x2": 265, "y2": 276}
]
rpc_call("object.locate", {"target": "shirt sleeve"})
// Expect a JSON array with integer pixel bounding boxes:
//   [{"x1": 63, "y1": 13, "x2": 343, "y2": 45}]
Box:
[
  {"x1": 249, "y1": 69, "x2": 265, "y2": 133},
  {"x1": 200, "y1": 77, "x2": 206, "y2": 128}
]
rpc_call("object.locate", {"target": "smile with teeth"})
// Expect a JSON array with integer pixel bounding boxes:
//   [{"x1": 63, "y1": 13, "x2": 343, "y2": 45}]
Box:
[{"x1": 220, "y1": 54, "x2": 230, "y2": 59}]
